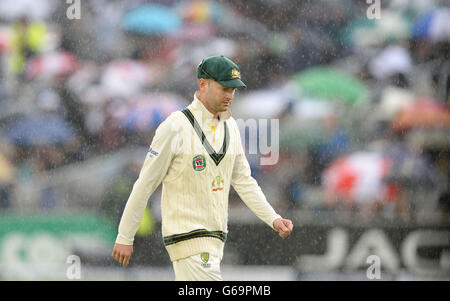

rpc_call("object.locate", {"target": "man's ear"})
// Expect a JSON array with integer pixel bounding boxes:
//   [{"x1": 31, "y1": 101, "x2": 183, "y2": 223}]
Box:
[{"x1": 198, "y1": 78, "x2": 209, "y2": 91}]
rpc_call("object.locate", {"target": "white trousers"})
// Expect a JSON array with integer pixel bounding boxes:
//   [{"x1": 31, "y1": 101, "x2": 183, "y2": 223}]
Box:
[{"x1": 172, "y1": 253, "x2": 222, "y2": 281}]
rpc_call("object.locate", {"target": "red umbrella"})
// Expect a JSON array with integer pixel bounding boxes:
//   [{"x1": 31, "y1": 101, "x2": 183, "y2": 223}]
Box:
[
  {"x1": 26, "y1": 51, "x2": 78, "y2": 79},
  {"x1": 392, "y1": 98, "x2": 450, "y2": 132},
  {"x1": 322, "y1": 151, "x2": 393, "y2": 204}
]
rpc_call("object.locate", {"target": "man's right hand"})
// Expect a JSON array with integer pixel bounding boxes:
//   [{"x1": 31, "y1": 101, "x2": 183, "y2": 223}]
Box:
[{"x1": 112, "y1": 243, "x2": 133, "y2": 267}]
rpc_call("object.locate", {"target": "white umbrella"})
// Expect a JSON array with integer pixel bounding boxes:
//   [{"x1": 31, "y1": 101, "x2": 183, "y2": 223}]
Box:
[
  {"x1": 25, "y1": 51, "x2": 79, "y2": 80},
  {"x1": 373, "y1": 86, "x2": 415, "y2": 121},
  {"x1": 0, "y1": 0, "x2": 55, "y2": 21},
  {"x1": 101, "y1": 59, "x2": 151, "y2": 98},
  {"x1": 291, "y1": 98, "x2": 335, "y2": 121},
  {"x1": 172, "y1": 37, "x2": 238, "y2": 73},
  {"x1": 369, "y1": 45, "x2": 413, "y2": 79},
  {"x1": 66, "y1": 64, "x2": 101, "y2": 101},
  {"x1": 232, "y1": 89, "x2": 291, "y2": 119}
]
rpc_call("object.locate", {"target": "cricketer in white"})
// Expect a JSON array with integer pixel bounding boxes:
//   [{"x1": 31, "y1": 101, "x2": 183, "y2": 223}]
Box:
[{"x1": 112, "y1": 56, "x2": 293, "y2": 280}]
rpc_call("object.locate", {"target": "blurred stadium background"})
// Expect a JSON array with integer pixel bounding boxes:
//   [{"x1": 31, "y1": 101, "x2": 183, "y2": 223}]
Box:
[{"x1": 0, "y1": 0, "x2": 449, "y2": 281}]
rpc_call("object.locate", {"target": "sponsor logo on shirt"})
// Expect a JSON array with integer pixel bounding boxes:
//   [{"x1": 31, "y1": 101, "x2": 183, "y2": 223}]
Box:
[
  {"x1": 192, "y1": 155, "x2": 206, "y2": 171},
  {"x1": 148, "y1": 147, "x2": 159, "y2": 157}
]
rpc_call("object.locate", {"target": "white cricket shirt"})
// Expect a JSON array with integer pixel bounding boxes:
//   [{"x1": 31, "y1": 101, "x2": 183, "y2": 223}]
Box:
[{"x1": 116, "y1": 93, "x2": 281, "y2": 261}]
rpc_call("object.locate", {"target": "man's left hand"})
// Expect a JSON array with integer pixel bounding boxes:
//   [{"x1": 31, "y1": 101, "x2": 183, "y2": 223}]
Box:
[{"x1": 273, "y1": 218, "x2": 293, "y2": 238}]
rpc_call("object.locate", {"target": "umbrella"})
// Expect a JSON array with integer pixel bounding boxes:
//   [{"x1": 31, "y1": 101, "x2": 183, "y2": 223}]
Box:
[
  {"x1": 121, "y1": 4, "x2": 182, "y2": 35},
  {"x1": 101, "y1": 59, "x2": 151, "y2": 98},
  {"x1": 322, "y1": 151, "x2": 393, "y2": 204},
  {"x1": 0, "y1": 0, "x2": 55, "y2": 21},
  {"x1": 171, "y1": 37, "x2": 238, "y2": 79},
  {"x1": 112, "y1": 93, "x2": 187, "y2": 132},
  {"x1": 25, "y1": 51, "x2": 78, "y2": 80},
  {"x1": 323, "y1": 146, "x2": 443, "y2": 205},
  {"x1": 233, "y1": 89, "x2": 334, "y2": 120},
  {"x1": 66, "y1": 64, "x2": 101, "y2": 101},
  {"x1": 291, "y1": 98, "x2": 336, "y2": 121},
  {"x1": 413, "y1": 8, "x2": 450, "y2": 42},
  {"x1": 7, "y1": 114, "x2": 77, "y2": 147},
  {"x1": 232, "y1": 89, "x2": 292, "y2": 119},
  {"x1": 374, "y1": 86, "x2": 415, "y2": 121},
  {"x1": 291, "y1": 67, "x2": 369, "y2": 105},
  {"x1": 279, "y1": 119, "x2": 331, "y2": 152},
  {"x1": 391, "y1": 98, "x2": 450, "y2": 132},
  {"x1": 368, "y1": 45, "x2": 413, "y2": 80}
]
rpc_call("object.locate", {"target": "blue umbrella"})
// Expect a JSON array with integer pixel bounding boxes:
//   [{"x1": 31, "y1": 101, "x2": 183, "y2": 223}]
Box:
[
  {"x1": 7, "y1": 114, "x2": 77, "y2": 147},
  {"x1": 121, "y1": 4, "x2": 182, "y2": 35},
  {"x1": 413, "y1": 8, "x2": 450, "y2": 42}
]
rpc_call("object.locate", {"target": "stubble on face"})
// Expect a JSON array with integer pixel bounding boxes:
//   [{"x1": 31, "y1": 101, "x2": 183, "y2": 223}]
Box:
[
  {"x1": 197, "y1": 79, "x2": 236, "y2": 119},
  {"x1": 206, "y1": 80, "x2": 235, "y2": 114}
]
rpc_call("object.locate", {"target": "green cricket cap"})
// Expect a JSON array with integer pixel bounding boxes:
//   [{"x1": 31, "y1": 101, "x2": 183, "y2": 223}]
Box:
[{"x1": 197, "y1": 55, "x2": 247, "y2": 88}]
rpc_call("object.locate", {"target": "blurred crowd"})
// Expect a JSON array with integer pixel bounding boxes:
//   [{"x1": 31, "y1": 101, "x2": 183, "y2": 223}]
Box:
[{"x1": 0, "y1": 0, "x2": 449, "y2": 224}]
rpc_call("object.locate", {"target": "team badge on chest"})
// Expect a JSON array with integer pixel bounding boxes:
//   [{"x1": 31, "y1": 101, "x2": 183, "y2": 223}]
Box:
[
  {"x1": 211, "y1": 176, "x2": 224, "y2": 192},
  {"x1": 192, "y1": 155, "x2": 206, "y2": 171}
]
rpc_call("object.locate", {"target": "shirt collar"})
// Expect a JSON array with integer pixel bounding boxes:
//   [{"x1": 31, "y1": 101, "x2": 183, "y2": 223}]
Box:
[{"x1": 189, "y1": 92, "x2": 231, "y2": 126}]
